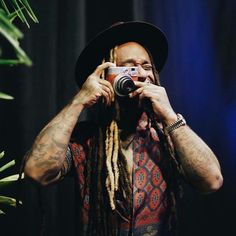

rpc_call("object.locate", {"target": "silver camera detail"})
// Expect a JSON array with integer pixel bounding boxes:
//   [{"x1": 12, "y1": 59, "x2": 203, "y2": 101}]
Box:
[{"x1": 106, "y1": 67, "x2": 138, "y2": 97}]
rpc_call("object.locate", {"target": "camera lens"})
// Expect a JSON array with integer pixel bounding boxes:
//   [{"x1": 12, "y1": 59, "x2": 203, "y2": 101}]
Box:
[{"x1": 113, "y1": 75, "x2": 136, "y2": 96}]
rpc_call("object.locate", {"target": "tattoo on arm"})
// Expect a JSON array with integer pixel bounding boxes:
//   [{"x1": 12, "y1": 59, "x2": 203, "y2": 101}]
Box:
[
  {"x1": 170, "y1": 126, "x2": 221, "y2": 189},
  {"x1": 27, "y1": 103, "x2": 81, "y2": 182}
]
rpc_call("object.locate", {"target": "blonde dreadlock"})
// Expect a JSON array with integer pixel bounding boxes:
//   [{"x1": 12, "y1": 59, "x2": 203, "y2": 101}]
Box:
[
  {"x1": 102, "y1": 46, "x2": 121, "y2": 210},
  {"x1": 105, "y1": 120, "x2": 119, "y2": 210},
  {"x1": 87, "y1": 45, "x2": 182, "y2": 235}
]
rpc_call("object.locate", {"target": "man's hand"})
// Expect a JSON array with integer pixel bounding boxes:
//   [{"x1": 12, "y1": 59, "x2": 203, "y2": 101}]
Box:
[
  {"x1": 24, "y1": 62, "x2": 115, "y2": 185},
  {"x1": 74, "y1": 62, "x2": 115, "y2": 108},
  {"x1": 130, "y1": 81, "x2": 223, "y2": 193},
  {"x1": 129, "y1": 81, "x2": 177, "y2": 125}
]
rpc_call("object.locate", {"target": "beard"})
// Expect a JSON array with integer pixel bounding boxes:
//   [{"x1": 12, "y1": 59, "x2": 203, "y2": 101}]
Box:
[{"x1": 116, "y1": 96, "x2": 144, "y2": 132}]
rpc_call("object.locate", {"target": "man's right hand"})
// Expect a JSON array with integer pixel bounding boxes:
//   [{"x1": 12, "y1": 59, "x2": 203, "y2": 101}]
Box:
[
  {"x1": 74, "y1": 62, "x2": 115, "y2": 108},
  {"x1": 24, "y1": 62, "x2": 115, "y2": 185}
]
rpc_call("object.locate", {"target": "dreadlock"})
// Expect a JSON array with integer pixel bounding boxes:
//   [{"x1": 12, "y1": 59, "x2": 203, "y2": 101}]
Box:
[
  {"x1": 85, "y1": 44, "x2": 184, "y2": 236},
  {"x1": 86, "y1": 46, "x2": 132, "y2": 236},
  {"x1": 145, "y1": 47, "x2": 183, "y2": 234},
  {"x1": 18, "y1": 43, "x2": 183, "y2": 236},
  {"x1": 105, "y1": 120, "x2": 119, "y2": 209},
  {"x1": 146, "y1": 108, "x2": 183, "y2": 235}
]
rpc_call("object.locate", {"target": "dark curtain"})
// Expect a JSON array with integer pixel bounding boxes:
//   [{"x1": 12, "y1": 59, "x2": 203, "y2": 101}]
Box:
[
  {"x1": 144, "y1": 1, "x2": 236, "y2": 236},
  {"x1": 0, "y1": 0, "x2": 235, "y2": 235}
]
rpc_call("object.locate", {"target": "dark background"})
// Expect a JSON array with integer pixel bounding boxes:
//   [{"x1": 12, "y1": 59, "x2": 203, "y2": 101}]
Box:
[{"x1": 0, "y1": 0, "x2": 236, "y2": 235}]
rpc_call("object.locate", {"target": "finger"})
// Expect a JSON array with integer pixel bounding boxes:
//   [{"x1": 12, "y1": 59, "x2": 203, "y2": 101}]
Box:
[
  {"x1": 99, "y1": 79, "x2": 115, "y2": 101},
  {"x1": 100, "y1": 84, "x2": 113, "y2": 104},
  {"x1": 139, "y1": 90, "x2": 154, "y2": 100},
  {"x1": 101, "y1": 89, "x2": 110, "y2": 105},
  {"x1": 131, "y1": 83, "x2": 156, "y2": 99},
  {"x1": 133, "y1": 81, "x2": 147, "y2": 88},
  {"x1": 129, "y1": 87, "x2": 144, "y2": 98},
  {"x1": 92, "y1": 86, "x2": 110, "y2": 106},
  {"x1": 94, "y1": 62, "x2": 116, "y2": 77}
]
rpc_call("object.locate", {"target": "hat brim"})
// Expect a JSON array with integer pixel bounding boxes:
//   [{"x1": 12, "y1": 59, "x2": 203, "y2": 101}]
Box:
[{"x1": 75, "y1": 21, "x2": 168, "y2": 87}]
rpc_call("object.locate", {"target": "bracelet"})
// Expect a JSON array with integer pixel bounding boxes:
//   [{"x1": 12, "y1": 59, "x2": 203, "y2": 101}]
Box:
[{"x1": 164, "y1": 113, "x2": 186, "y2": 135}]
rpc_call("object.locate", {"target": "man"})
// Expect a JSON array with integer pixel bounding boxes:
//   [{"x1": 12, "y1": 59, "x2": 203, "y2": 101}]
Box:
[{"x1": 24, "y1": 21, "x2": 223, "y2": 235}]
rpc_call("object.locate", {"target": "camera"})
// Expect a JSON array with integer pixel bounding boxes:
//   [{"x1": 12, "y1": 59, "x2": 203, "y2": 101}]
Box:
[{"x1": 106, "y1": 67, "x2": 138, "y2": 96}]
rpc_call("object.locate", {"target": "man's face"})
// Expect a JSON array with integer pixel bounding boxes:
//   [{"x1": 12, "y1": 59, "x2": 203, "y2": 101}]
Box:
[
  {"x1": 114, "y1": 42, "x2": 155, "y2": 126},
  {"x1": 116, "y1": 41, "x2": 155, "y2": 84}
]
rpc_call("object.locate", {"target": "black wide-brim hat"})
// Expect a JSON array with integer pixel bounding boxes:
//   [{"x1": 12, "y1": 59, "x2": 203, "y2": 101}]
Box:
[{"x1": 75, "y1": 21, "x2": 168, "y2": 87}]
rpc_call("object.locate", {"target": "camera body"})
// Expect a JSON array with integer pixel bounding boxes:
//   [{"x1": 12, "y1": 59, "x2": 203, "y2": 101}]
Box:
[{"x1": 106, "y1": 67, "x2": 138, "y2": 96}]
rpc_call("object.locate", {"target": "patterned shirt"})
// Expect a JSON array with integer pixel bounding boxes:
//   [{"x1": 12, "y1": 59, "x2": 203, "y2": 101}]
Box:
[{"x1": 69, "y1": 113, "x2": 170, "y2": 236}]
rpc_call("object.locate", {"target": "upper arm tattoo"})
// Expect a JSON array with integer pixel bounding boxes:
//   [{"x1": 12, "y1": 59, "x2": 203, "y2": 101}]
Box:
[{"x1": 61, "y1": 146, "x2": 73, "y2": 176}]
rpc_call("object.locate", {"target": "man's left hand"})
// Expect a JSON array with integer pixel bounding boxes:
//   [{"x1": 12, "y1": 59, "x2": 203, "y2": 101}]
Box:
[{"x1": 129, "y1": 81, "x2": 177, "y2": 125}]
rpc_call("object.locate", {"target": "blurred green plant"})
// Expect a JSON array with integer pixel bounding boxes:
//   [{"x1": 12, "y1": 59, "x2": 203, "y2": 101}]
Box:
[
  {"x1": 0, "y1": 0, "x2": 37, "y2": 213},
  {"x1": 0, "y1": 0, "x2": 38, "y2": 99},
  {"x1": 0, "y1": 0, "x2": 39, "y2": 66},
  {"x1": 0, "y1": 151, "x2": 24, "y2": 214}
]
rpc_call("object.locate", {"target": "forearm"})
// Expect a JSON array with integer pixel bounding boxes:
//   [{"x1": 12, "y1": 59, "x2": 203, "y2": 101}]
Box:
[
  {"x1": 24, "y1": 99, "x2": 84, "y2": 185},
  {"x1": 169, "y1": 125, "x2": 223, "y2": 193},
  {"x1": 133, "y1": 82, "x2": 223, "y2": 192}
]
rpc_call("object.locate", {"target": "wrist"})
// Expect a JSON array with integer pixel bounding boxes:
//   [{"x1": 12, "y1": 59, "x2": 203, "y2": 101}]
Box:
[
  {"x1": 72, "y1": 92, "x2": 87, "y2": 108},
  {"x1": 163, "y1": 112, "x2": 178, "y2": 126},
  {"x1": 164, "y1": 113, "x2": 186, "y2": 135},
  {"x1": 71, "y1": 97, "x2": 86, "y2": 113}
]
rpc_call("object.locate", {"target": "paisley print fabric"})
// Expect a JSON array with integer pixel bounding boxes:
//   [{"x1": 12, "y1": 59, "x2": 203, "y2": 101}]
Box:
[{"x1": 70, "y1": 113, "x2": 169, "y2": 235}]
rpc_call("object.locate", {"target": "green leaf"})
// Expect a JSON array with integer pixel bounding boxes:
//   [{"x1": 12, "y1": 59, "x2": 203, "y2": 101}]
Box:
[
  {"x1": 8, "y1": 7, "x2": 25, "y2": 22},
  {"x1": 0, "y1": 174, "x2": 22, "y2": 182},
  {"x1": 0, "y1": 174, "x2": 22, "y2": 188},
  {"x1": 19, "y1": 0, "x2": 39, "y2": 23},
  {"x1": 0, "y1": 151, "x2": 4, "y2": 159},
  {"x1": 0, "y1": 11, "x2": 32, "y2": 66},
  {"x1": 11, "y1": 0, "x2": 29, "y2": 27},
  {"x1": 0, "y1": 0, "x2": 39, "y2": 66},
  {"x1": 1, "y1": 0, "x2": 39, "y2": 26},
  {"x1": 0, "y1": 195, "x2": 16, "y2": 207},
  {"x1": 0, "y1": 173, "x2": 23, "y2": 182},
  {"x1": 0, "y1": 0, "x2": 10, "y2": 15},
  {"x1": 0, "y1": 59, "x2": 21, "y2": 65},
  {"x1": 0, "y1": 160, "x2": 15, "y2": 173},
  {"x1": 0, "y1": 9, "x2": 23, "y2": 38},
  {"x1": 0, "y1": 92, "x2": 14, "y2": 99},
  {"x1": 0, "y1": 209, "x2": 5, "y2": 214}
]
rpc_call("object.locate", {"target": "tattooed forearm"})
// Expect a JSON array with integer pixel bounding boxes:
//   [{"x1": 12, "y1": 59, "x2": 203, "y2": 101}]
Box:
[
  {"x1": 170, "y1": 125, "x2": 223, "y2": 193},
  {"x1": 24, "y1": 100, "x2": 84, "y2": 185}
]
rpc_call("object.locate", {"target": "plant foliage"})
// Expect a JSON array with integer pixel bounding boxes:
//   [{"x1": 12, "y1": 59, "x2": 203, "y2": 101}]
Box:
[
  {"x1": 0, "y1": 0, "x2": 37, "y2": 214},
  {"x1": 0, "y1": 0, "x2": 38, "y2": 99},
  {"x1": 0, "y1": 151, "x2": 23, "y2": 214},
  {"x1": 0, "y1": 0, "x2": 38, "y2": 67}
]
